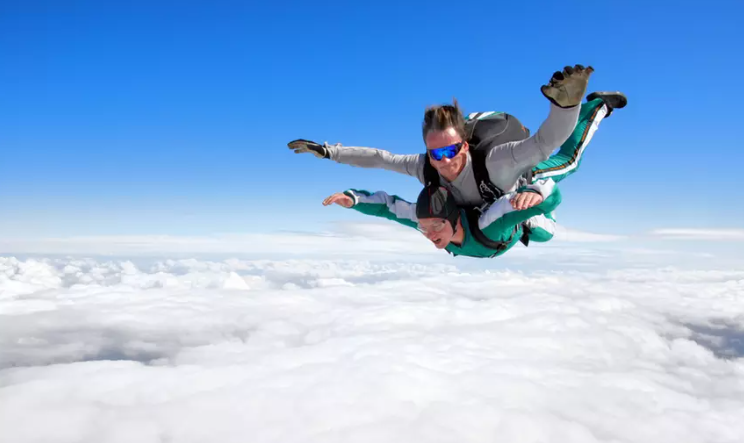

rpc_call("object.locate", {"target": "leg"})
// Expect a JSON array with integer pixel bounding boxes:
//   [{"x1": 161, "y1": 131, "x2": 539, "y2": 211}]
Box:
[
  {"x1": 520, "y1": 92, "x2": 626, "y2": 244},
  {"x1": 531, "y1": 97, "x2": 608, "y2": 184}
]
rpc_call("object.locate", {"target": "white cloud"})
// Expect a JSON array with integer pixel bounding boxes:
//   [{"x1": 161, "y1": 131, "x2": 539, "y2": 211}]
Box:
[
  {"x1": 552, "y1": 225, "x2": 627, "y2": 242},
  {"x1": 0, "y1": 221, "x2": 632, "y2": 259},
  {"x1": 6, "y1": 223, "x2": 742, "y2": 266},
  {"x1": 650, "y1": 228, "x2": 744, "y2": 241},
  {"x1": 2, "y1": 256, "x2": 744, "y2": 442},
  {"x1": 0, "y1": 222, "x2": 438, "y2": 258}
]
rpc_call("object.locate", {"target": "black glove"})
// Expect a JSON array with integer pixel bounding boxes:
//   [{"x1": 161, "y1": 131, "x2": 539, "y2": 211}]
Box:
[
  {"x1": 287, "y1": 139, "x2": 330, "y2": 159},
  {"x1": 541, "y1": 64, "x2": 594, "y2": 108}
]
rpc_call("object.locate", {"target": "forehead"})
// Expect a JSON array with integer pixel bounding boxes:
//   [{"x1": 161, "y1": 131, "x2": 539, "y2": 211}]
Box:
[{"x1": 425, "y1": 127, "x2": 463, "y2": 150}]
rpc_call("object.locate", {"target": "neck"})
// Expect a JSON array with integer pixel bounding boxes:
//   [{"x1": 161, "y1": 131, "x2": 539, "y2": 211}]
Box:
[
  {"x1": 441, "y1": 171, "x2": 459, "y2": 182},
  {"x1": 450, "y1": 218, "x2": 465, "y2": 246}
]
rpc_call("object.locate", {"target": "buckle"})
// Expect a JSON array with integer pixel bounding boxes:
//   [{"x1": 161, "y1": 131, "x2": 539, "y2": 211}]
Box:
[{"x1": 473, "y1": 201, "x2": 492, "y2": 215}]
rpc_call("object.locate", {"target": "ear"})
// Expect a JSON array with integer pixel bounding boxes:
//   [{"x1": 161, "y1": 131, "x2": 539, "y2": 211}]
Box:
[{"x1": 460, "y1": 141, "x2": 470, "y2": 154}]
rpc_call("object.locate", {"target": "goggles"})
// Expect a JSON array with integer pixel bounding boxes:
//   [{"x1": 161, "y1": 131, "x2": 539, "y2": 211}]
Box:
[
  {"x1": 417, "y1": 219, "x2": 447, "y2": 233},
  {"x1": 427, "y1": 142, "x2": 463, "y2": 161}
]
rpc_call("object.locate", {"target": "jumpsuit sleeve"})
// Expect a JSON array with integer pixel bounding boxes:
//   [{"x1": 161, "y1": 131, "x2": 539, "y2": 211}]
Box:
[
  {"x1": 343, "y1": 189, "x2": 420, "y2": 230},
  {"x1": 519, "y1": 177, "x2": 556, "y2": 199},
  {"x1": 324, "y1": 143, "x2": 427, "y2": 184}
]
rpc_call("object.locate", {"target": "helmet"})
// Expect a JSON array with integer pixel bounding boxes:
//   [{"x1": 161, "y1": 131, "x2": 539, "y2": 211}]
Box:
[{"x1": 415, "y1": 185, "x2": 459, "y2": 231}]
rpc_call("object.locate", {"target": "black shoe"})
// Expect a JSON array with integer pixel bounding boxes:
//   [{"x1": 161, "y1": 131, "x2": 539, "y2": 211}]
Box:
[{"x1": 586, "y1": 91, "x2": 627, "y2": 117}]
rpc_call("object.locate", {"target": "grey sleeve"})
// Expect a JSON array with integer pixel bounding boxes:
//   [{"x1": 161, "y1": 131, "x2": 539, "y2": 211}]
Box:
[
  {"x1": 325, "y1": 144, "x2": 426, "y2": 184},
  {"x1": 484, "y1": 103, "x2": 580, "y2": 191}
]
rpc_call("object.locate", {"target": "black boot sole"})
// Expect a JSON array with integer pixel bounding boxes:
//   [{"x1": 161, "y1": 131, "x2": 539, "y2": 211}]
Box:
[{"x1": 586, "y1": 91, "x2": 628, "y2": 110}]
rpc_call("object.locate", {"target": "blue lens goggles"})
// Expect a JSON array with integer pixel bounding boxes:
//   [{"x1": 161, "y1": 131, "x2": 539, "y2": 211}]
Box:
[{"x1": 428, "y1": 142, "x2": 463, "y2": 161}]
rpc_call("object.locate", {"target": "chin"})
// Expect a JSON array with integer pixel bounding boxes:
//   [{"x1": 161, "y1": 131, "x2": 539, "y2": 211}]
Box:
[
  {"x1": 440, "y1": 164, "x2": 457, "y2": 174},
  {"x1": 442, "y1": 163, "x2": 462, "y2": 177},
  {"x1": 430, "y1": 238, "x2": 449, "y2": 249}
]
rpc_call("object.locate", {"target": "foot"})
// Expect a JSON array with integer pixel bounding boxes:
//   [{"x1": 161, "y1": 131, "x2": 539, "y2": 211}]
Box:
[{"x1": 586, "y1": 91, "x2": 627, "y2": 117}]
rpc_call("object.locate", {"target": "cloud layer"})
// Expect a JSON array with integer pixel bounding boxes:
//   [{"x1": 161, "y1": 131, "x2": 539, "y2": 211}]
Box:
[
  {"x1": 2, "y1": 256, "x2": 744, "y2": 443},
  {"x1": 650, "y1": 228, "x2": 744, "y2": 241},
  {"x1": 0, "y1": 221, "x2": 632, "y2": 258}
]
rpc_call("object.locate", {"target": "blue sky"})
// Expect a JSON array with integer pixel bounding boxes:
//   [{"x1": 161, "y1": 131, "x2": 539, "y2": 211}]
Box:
[{"x1": 1, "y1": 0, "x2": 742, "y2": 238}]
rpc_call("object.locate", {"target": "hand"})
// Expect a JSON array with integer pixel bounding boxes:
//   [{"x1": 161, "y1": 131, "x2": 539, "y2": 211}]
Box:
[
  {"x1": 323, "y1": 192, "x2": 354, "y2": 208},
  {"x1": 510, "y1": 192, "x2": 543, "y2": 210},
  {"x1": 541, "y1": 64, "x2": 594, "y2": 108},
  {"x1": 287, "y1": 139, "x2": 329, "y2": 159}
]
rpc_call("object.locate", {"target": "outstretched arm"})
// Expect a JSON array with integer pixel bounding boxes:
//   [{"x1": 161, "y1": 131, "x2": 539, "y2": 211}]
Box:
[
  {"x1": 327, "y1": 145, "x2": 426, "y2": 183},
  {"x1": 323, "y1": 189, "x2": 419, "y2": 230},
  {"x1": 288, "y1": 139, "x2": 426, "y2": 184}
]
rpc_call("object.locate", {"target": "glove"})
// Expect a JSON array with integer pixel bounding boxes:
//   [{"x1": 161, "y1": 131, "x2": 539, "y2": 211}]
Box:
[
  {"x1": 540, "y1": 64, "x2": 594, "y2": 108},
  {"x1": 287, "y1": 139, "x2": 330, "y2": 159}
]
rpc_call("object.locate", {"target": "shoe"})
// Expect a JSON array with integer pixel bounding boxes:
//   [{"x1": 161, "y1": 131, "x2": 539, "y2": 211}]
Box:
[{"x1": 586, "y1": 91, "x2": 627, "y2": 117}]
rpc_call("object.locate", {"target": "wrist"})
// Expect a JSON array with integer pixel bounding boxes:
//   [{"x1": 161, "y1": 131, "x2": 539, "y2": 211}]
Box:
[{"x1": 343, "y1": 190, "x2": 358, "y2": 207}]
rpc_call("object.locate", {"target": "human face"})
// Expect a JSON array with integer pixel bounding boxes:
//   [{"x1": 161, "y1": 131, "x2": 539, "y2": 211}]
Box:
[
  {"x1": 425, "y1": 127, "x2": 469, "y2": 182},
  {"x1": 417, "y1": 218, "x2": 455, "y2": 249}
]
